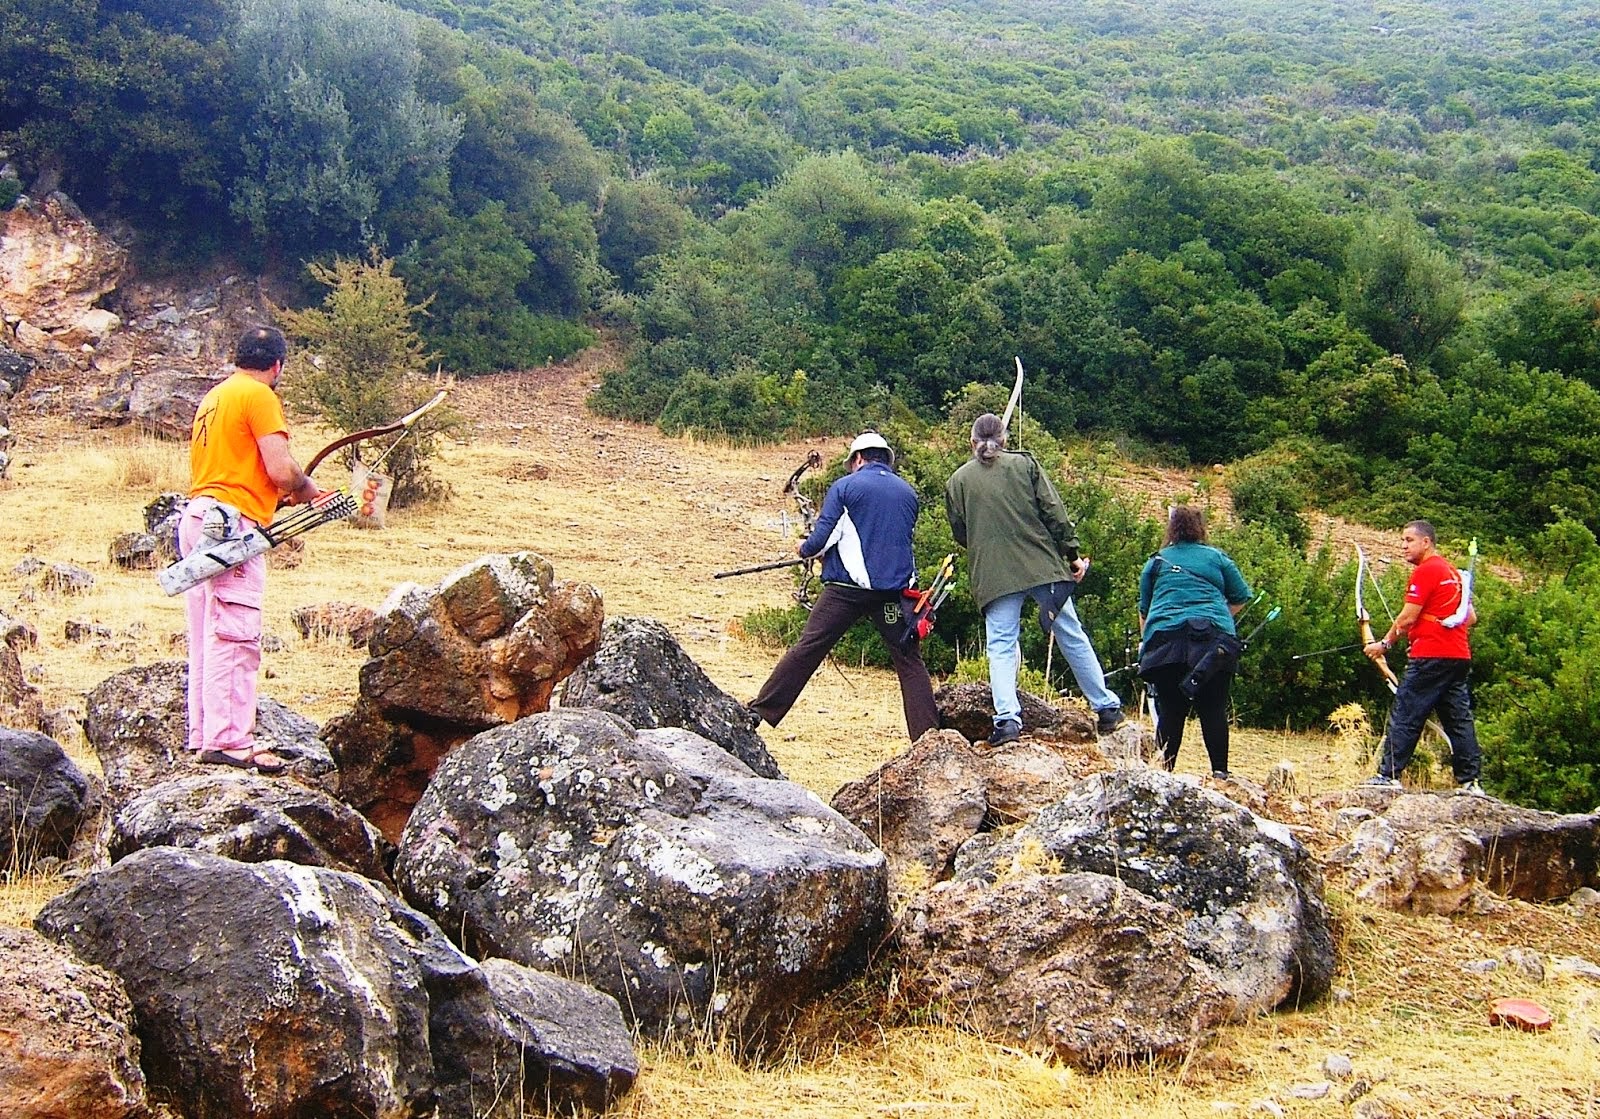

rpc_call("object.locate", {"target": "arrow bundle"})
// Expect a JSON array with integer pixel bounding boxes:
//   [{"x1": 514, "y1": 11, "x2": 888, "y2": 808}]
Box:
[
  {"x1": 157, "y1": 491, "x2": 359, "y2": 596},
  {"x1": 902, "y1": 553, "x2": 957, "y2": 641}
]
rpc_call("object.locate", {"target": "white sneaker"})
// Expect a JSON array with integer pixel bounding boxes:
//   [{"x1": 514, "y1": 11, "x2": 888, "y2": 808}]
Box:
[
  {"x1": 1362, "y1": 775, "x2": 1401, "y2": 789},
  {"x1": 1458, "y1": 780, "x2": 1488, "y2": 797}
]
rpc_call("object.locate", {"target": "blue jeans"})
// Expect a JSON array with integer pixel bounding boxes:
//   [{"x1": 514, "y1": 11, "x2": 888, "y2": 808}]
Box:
[{"x1": 984, "y1": 587, "x2": 1120, "y2": 725}]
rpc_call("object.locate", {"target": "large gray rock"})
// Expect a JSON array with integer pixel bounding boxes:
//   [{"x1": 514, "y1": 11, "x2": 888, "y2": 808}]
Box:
[
  {"x1": 0, "y1": 728, "x2": 89, "y2": 872},
  {"x1": 473, "y1": 958, "x2": 638, "y2": 1113},
  {"x1": 0, "y1": 925, "x2": 146, "y2": 1119},
  {"x1": 82, "y1": 661, "x2": 334, "y2": 799},
  {"x1": 110, "y1": 772, "x2": 393, "y2": 884},
  {"x1": 36, "y1": 847, "x2": 630, "y2": 1118},
  {"x1": 830, "y1": 730, "x2": 988, "y2": 885},
  {"x1": 957, "y1": 769, "x2": 1335, "y2": 1016},
  {"x1": 562, "y1": 615, "x2": 783, "y2": 778},
  {"x1": 934, "y1": 681, "x2": 1094, "y2": 743},
  {"x1": 396, "y1": 708, "x2": 888, "y2": 1048},
  {"x1": 325, "y1": 552, "x2": 603, "y2": 843},
  {"x1": 1328, "y1": 815, "x2": 1484, "y2": 915},
  {"x1": 0, "y1": 640, "x2": 46, "y2": 732},
  {"x1": 901, "y1": 872, "x2": 1232, "y2": 1066},
  {"x1": 1319, "y1": 789, "x2": 1600, "y2": 903},
  {"x1": 831, "y1": 728, "x2": 1116, "y2": 890}
]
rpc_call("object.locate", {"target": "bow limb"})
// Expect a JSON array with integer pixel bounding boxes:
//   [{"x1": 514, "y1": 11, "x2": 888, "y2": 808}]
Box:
[
  {"x1": 304, "y1": 389, "x2": 450, "y2": 476},
  {"x1": 1355, "y1": 546, "x2": 1400, "y2": 693},
  {"x1": 1000, "y1": 356, "x2": 1024, "y2": 437}
]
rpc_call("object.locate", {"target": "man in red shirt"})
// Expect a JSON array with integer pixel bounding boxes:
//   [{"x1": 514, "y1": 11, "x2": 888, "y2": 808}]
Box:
[{"x1": 1361, "y1": 520, "x2": 1483, "y2": 791}]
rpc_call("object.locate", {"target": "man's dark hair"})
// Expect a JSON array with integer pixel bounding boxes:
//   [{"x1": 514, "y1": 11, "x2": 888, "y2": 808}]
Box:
[
  {"x1": 855, "y1": 446, "x2": 893, "y2": 467},
  {"x1": 235, "y1": 326, "x2": 287, "y2": 371},
  {"x1": 1405, "y1": 519, "x2": 1437, "y2": 543}
]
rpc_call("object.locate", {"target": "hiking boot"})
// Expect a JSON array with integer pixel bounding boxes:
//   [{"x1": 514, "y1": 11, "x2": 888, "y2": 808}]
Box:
[
  {"x1": 1095, "y1": 707, "x2": 1126, "y2": 734},
  {"x1": 1458, "y1": 780, "x2": 1488, "y2": 797},
  {"x1": 1211, "y1": 770, "x2": 1234, "y2": 781},
  {"x1": 1362, "y1": 775, "x2": 1401, "y2": 789},
  {"x1": 987, "y1": 719, "x2": 1022, "y2": 746}
]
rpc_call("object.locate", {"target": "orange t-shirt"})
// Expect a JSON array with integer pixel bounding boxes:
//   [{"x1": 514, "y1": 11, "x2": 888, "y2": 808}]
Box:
[{"x1": 189, "y1": 372, "x2": 289, "y2": 526}]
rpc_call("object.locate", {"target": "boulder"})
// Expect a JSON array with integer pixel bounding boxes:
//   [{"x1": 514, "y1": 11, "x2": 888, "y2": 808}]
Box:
[
  {"x1": 42, "y1": 563, "x2": 94, "y2": 594},
  {"x1": 396, "y1": 709, "x2": 888, "y2": 1048},
  {"x1": 934, "y1": 680, "x2": 1096, "y2": 742},
  {"x1": 82, "y1": 661, "x2": 335, "y2": 801},
  {"x1": 0, "y1": 728, "x2": 90, "y2": 873},
  {"x1": 0, "y1": 192, "x2": 126, "y2": 334},
  {"x1": 0, "y1": 926, "x2": 146, "y2": 1119},
  {"x1": 562, "y1": 615, "x2": 783, "y2": 778},
  {"x1": 830, "y1": 730, "x2": 988, "y2": 884},
  {"x1": 900, "y1": 872, "x2": 1232, "y2": 1067},
  {"x1": 957, "y1": 769, "x2": 1335, "y2": 1016},
  {"x1": 36, "y1": 846, "x2": 629, "y2": 1118},
  {"x1": 126, "y1": 369, "x2": 223, "y2": 440},
  {"x1": 326, "y1": 553, "x2": 603, "y2": 842},
  {"x1": 1319, "y1": 788, "x2": 1599, "y2": 902},
  {"x1": 110, "y1": 772, "x2": 393, "y2": 884},
  {"x1": 0, "y1": 640, "x2": 46, "y2": 731},
  {"x1": 0, "y1": 344, "x2": 34, "y2": 395},
  {"x1": 1328, "y1": 816, "x2": 1485, "y2": 915},
  {"x1": 107, "y1": 531, "x2": 161, "y2": 570},
  {"x1": 473, "y1": 958, "x2": 638, "y2": 1113},
  {"x1": 290, "y1": 601, "x2": 377, "y2": 647}
]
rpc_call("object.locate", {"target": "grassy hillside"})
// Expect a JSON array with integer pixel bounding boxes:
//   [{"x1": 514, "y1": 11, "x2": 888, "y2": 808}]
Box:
[{"x1": 1, "y1": 357, "x2": 1596, "y2": 1116}]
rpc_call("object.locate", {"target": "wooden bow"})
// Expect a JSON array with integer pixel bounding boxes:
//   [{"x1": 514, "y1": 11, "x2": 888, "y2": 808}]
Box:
[{"x1": 305, "y1": 389, "x2": 450, "y2": 476}]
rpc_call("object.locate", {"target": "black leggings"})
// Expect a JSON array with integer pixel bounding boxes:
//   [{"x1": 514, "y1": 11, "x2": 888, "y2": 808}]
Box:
[{"x1": 1144, "y1": 663, "x2": 1233, "y2": 774}]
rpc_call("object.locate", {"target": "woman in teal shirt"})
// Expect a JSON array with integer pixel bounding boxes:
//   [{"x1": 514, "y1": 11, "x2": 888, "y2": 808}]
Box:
[{"x1": 1137, "y1": 505, "x2": 1252, "y2": 777}]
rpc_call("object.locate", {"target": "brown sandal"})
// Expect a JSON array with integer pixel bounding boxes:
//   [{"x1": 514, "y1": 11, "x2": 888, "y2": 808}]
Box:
[{"x1": 198, "y1": 747, "x2": 287, "y2": 774}]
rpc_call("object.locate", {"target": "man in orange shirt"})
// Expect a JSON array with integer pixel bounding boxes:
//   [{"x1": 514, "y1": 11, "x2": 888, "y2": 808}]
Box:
[
  {"x1": 178, "y1": 326, "x2": 325, "y2": 772},
  {"x1": 1362, "y1": 520, "x2": 1483, "y2": 792}
]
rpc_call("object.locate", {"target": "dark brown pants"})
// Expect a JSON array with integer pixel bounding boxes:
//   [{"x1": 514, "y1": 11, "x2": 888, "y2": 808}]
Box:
[{"x1": 751, "y1": 584, "x2": 939, "y2": 741}]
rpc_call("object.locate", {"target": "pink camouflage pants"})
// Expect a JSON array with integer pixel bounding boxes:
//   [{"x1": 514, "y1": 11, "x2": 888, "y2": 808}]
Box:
[{"x1": 178, "y1": 500, "x2": 266, "y2": 755}]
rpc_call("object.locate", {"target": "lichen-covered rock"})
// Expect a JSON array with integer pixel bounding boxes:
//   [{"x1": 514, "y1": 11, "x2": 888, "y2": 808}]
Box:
[
  {"x1": 957, "y1": 768, "x2": 1335, "y2": 1016},
  {"x1": 111, "y1": 772, "x2": 393, "y2": 884},
  {"x1": 934, "y1": 681, "x2": 1095, "y2": 743},
  {"x1": 0, "y1": 192, "x2": 127, "y2": 335},
  {"x1": 0, "y1": 728, "x2": 89, "y2": 873},
  {"x1": 562, "y1": 615, "x2": 782, "y2": 778},
  {"x1": 0, "y1": 925, "x2": 146, "y2": 1119},
  {"x1": 396, "y1": 709, "x2": 888, "y2": 1048},
  {"x1": 83, "y1": 661, "x2": 334, "y2": 799},
  {"x1": 36, "y1": 847, "x2": 624, "y2": 1118},
  {"x1": 1319, "y1": 787, "x2": 1598, "y2": 903},
  {"x1": 901, "y1": 872, "x2": 1232, "y2": 1066},
  {"x1": 326, "y1": 553, "x2": 603, "y2": 842}
]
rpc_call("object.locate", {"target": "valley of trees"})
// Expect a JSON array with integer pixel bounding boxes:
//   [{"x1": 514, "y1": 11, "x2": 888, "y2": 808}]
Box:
[{"x1": 3, "y1": 0, "x2": 1599, "y2": 808}]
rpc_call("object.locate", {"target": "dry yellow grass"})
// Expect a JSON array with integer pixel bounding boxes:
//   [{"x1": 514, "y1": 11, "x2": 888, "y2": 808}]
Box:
[{"x1": 1, "y1": 363, "x2": 1596, "y2": 1117}]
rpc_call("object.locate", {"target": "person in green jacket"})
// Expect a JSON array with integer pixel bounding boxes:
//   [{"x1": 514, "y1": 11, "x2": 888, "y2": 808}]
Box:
[{"x1": 945, "y1": 412, "x2": 1124, "y2": 745}]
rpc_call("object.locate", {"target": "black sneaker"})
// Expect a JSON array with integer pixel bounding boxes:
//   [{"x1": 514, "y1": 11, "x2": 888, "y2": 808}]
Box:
[
  {"x1": 1095, "y1": 707, "x2": 1126, "y2": 734},
  {"x1": 987, "y1": 719, "x2": 1022, "y2": 746}
]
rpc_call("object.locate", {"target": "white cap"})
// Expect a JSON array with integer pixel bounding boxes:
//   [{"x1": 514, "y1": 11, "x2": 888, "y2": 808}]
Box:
[{"x1": 849, "y1": 431, "x2": 891, "y2": 454}]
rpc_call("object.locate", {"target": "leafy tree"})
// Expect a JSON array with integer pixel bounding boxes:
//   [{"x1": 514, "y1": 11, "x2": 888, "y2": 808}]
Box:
[
  {"x1": 230, "y1": 0, "x2": 460, "y2": 253},
  {"x1": 276, "y1": 250, "x2": 452, "y2": 506},
  {"x1": 0, "y1": 0, "x2": 239, "y2": 240},
  {"x1": 1341, "y1": 214, "x2": 1466, "y2": 363}
]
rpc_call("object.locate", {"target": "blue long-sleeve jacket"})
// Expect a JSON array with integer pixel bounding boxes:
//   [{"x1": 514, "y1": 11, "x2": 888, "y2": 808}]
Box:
[{"x1": 800, "y1": 462, "x2": 919, "y2": 590}]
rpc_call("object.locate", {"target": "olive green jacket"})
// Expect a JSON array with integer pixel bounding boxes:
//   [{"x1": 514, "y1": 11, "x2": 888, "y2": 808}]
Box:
[{"x1": 944, "y1": 450, "x2": 1081, "y2": 610}]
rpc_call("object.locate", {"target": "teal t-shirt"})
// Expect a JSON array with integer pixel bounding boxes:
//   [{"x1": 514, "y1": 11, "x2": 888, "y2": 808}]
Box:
[{"x1": 1138, "y1": 542, "x2": 1252, "y2": 641}]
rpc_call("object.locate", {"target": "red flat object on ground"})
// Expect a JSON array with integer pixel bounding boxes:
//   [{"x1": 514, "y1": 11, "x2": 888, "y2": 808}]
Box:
[{"x1": 1489, "y1": 997, "x2": 1553, "y2": 1031}]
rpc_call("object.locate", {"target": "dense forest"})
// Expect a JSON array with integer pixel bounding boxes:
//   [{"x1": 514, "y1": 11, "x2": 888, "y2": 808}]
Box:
[{"x1": 3, "y1": 0, "x2": 1599, "y2": 808}]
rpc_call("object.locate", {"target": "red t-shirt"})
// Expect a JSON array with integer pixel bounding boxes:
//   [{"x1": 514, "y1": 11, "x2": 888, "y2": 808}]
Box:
[{"x1": 1405, "y1": 552, "x2": 1470, "y2": 659}]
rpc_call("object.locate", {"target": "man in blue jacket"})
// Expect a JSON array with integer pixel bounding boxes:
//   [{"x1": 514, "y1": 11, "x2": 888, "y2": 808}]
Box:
[{"x1": 750, "y1": 432, "x2": 939, "y2": 741}]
